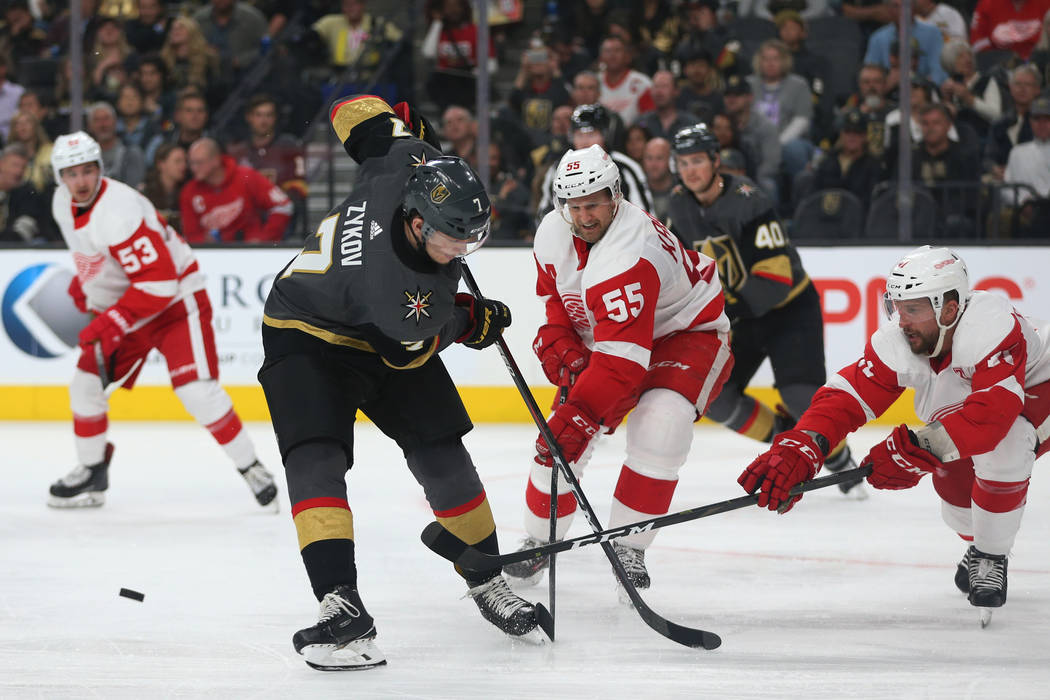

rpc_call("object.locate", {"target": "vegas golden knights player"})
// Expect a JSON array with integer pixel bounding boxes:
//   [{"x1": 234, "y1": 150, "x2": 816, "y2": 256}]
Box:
[{"x1": 259, "y1": 96, "x2": 537, "y2": 670}]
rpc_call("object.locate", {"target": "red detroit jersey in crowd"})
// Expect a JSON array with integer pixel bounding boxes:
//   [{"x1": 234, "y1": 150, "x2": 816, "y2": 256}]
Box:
[{"x1": 180, "y1": 155, "x2": 293, "y2": 243}]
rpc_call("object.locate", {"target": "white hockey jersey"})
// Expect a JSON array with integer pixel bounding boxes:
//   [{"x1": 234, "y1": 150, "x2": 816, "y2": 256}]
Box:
[
  {"x1": 798, "y1": 291, "x2": 1050, "y2": 461},
  {"x1": 54, "y1": 177, "x2": 205, "y2": 330},
  {"x1": 534, "y1": 200, "x2": 729, "y2": 424}
]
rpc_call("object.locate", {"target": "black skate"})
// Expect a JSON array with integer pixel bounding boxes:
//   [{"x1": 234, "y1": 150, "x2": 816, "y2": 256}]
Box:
[
  {"x1": 967, "y1": 546, "x2": 1008, "y2": 608},
  {"x1": 466, "y1": 575, "x2": 539, "y2": 638},
  {"x1": 238, "y1": 460, "x2": 278, "y2": 508},
  {"x1": 503, "y1": 537, "x2": 549, "y2": 586},
  {"x1": 612, "y1": 542, "x2": 651, "y2": 589},
  {"x1": 823, "y1": 447, "x2": 868, "y2": 499},
  {"x1": 48, "y1": 443, "x2": 114, "y2": 508},
  {"x1": 292, "y1": 585, "x2": 386, "y2": 671},
  {"x1": 955, "y1": 547, "x2": 971, "y2": 593}
]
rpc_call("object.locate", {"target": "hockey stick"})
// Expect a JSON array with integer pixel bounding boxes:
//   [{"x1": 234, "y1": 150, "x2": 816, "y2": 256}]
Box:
[
  {"x1": 451, "y1": 262, "x2": 720, "y2": 650},
  {"x1": 423, "y1": 465, "x2": 872, "y2": 571},
  {"x1": 544, "y1": 382, "x2": 569, "y2": 641},
  {"x1": 93, "y1": 341, "x2": 110, "y2": 388}
]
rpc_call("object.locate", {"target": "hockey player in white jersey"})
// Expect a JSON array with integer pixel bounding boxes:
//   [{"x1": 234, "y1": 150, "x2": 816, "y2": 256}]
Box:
[
  {"x1": 505, "y1": 144, "x2": 733, "y2": 591},
  {"x1": 47, "y1": 131, "x2": 278, "y2": 509},
  {"x1": 740, "y1": 246, "x2": 1050, "y2": 624}
]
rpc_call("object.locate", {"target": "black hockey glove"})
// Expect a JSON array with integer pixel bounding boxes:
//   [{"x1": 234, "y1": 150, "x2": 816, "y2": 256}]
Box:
[
  {"x1": 393, "y1": 101, "x2": 443, "y2": 151},
  {"x1": 455, "y1": 293, "x2": 511, "y2": 350}
]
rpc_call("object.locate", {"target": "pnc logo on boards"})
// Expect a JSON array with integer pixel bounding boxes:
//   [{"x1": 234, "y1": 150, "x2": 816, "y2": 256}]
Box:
[{"x1": 1, "y1": 263, "x2": 90, "y2": 358}]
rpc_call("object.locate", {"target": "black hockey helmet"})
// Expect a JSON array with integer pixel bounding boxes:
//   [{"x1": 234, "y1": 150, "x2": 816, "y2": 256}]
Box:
[
  {"x1": 570, "y1": 103, "x2": 612, "y2": 136},
  {"x1": 402, "y1": 155, "x2": 490, "y2": 254},
  {"x1": 672, "y1": 123, "x2": 720, "y2": 157}
]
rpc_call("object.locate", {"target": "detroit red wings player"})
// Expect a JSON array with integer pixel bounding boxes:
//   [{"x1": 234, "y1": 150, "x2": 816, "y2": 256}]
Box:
[
  {"x1": 740, "y1": 246, "x2": 1050, "y2": 625},
  {"x1": 47, "y1": 131, "x2": 278, "y2": 510},
  {"x1": 503, "y1": 144, "x2": 733, "y2": 591}
]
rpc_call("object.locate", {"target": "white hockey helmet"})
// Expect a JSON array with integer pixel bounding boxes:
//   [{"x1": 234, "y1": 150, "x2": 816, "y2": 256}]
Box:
[
  {"x1": 884, "y1": 245, "x2": 969, "y2": 355},
  {"x1": 552, "y1": 144, "x2": 622, "y2": 222},
  {"x1": 51, "y1": 131, "x2": 104, "y2": 185}
]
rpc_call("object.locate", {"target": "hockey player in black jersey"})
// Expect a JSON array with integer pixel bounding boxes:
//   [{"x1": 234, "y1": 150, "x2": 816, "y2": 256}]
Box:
[
  {"x1": 258, "y1": 95, "x2": 538, "y2": 671},
  {"x1": 666, "y1": 123, "x2": 864, "y2": 497}
]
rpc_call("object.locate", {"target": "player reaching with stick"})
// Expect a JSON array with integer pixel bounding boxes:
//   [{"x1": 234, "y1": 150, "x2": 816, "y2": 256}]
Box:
[{"x1": 740, "y1": 246, "x2": 1050, "y2": 625}]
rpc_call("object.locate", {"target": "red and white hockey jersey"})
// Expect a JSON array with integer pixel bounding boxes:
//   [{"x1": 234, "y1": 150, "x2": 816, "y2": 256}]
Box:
[
  {"x1": 54, "y1": 177, "x2": 205, "y2": 331},
  {"x1": 534, "y1": 200, "x2": 729, "y2": 425},
  {"x1": 599, "y1": 69, "x2": 655, "y2": 126},
  {"x1": 797, "y1": 291, "x2": 1050, "y2": 461}
]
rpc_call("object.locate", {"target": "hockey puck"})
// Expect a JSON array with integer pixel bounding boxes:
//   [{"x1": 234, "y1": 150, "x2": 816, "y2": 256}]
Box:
[{"x1": 119, "y1": 588, "x2": 145, "y2": 602}]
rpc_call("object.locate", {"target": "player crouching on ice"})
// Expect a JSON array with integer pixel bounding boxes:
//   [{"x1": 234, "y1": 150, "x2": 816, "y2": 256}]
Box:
[
  {"x1": 259, "y1": 96, "x2": 540, "y2": 671},
  {"x1": 503, "y1": 144, "x2": 733, "y2": 595},
  {"x1": 48, "y1": 131, "x2": 277, "y2": 509},
  {"x1": 740, "y1": 246, "x2": 1050, "y2": 625}
]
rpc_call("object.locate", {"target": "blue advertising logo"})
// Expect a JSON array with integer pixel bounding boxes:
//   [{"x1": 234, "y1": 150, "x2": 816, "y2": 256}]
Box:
[{"x1": 2, "y1": 263, "x2": 90, "y2": 358}]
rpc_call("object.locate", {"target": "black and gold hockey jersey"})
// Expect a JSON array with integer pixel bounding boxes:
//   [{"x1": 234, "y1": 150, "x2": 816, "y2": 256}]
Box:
[
  {"x1": 263, "y1": 96, "x2": 468, "y2": 370},
  {"x1": 666, "y1": 174, "x2": 810, "y2": 321}
]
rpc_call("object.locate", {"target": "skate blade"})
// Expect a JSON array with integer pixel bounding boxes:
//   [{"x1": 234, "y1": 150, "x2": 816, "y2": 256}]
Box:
[
  {"x1": 47, "y1": 492, "x2": 105, "y2": 508},
  {"x1": 508, "y1": 626, "x2": 548, "y2": 646},
  {"x1": 979, "y1": 608, "x2": 993, "y2": 628},
  {"x1": 301, "y1": 639, "x2": 387, "y2": 670},
  {"x1": 505, "y1": 569, "x2": 545, "y2": 588},
  {"x1": 256, "y1": 499, "x2": 280, "y2": 514}
]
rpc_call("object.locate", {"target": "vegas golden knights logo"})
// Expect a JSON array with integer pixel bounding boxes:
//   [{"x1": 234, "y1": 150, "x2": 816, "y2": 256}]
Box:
[
  {"x1": 430, "y1": 184, "x2": 451, "y2": 203},
  {"x1": 697, "y1": 235, "x2": 747, "y2": 291}
]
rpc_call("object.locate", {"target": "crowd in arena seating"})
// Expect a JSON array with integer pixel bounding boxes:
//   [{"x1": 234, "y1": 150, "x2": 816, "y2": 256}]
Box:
[{"x1": 1, "y1": 0, "x2": 1049, "y2": 246}]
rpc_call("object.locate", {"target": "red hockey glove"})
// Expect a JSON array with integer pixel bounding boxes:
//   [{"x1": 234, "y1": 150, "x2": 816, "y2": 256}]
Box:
[
  {"x1": 455, "y1": 293, "x2": 511, "y2": 349},
  {"x1": 533, "y1": 324, "x2": 590, "y2": 387},
  {"x1": 68, "y1": 275, "x2": 87, "y2": 313},
  {"x1": 392, "y1": 101, "x2": 442, "y2": 150},
  {"x1": 535, "y1": 401, "x2": 600, "y2": 467},
  {"x1": 738, "y1": 430, "x2": 824, "y2": 513},
  {"x1": 863, "y1": 424, "x2": 942, "y2": 490},
  {"x1": 78, "y1": 307, "x2": 132, "y2": 360}
]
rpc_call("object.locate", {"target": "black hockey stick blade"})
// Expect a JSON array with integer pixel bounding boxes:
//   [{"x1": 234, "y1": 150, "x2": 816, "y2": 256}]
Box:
[
  {"x1": 421, "y1": 521, "x2": 470, "y2": 563},
  {"x1": 535, "y1": 603, "x2": 555, "y2": 641},
  {"x1": 443, "y1": 466, "x2": 873, "y2": 571}
]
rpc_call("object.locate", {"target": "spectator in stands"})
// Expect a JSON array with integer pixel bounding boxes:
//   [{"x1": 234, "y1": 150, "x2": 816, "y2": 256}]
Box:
[
  {"x1": 142, "y1": 142, "x2": 187, "y2": 233},
  {"x1": 18, "y1": 91, "x2": 66, "y2": 141},
  {"x1": 748, "y1": 39, "x2": 815, "y2": 179},
  {"x1": 115, "y1": 82, "x2": 164, "y2": 158},
  {"x1": 637, "y1": 70, "x2": 701, "y2": 141},
  {"x1": 673, "y1": 0, "x2": 727, "y2": 64},
  {"x1": 160, "y1": 16, "x2": 221, "y2": 101},
  {"x1": 737, "y1": 0, "x2": 833, "y2": 21},
  {"x1": 548, "y1": 24, "x2": 592, "y2": 85},
  {"x1": 723, "y1": 73, "x2": 782, "y2": 197},
  {"x1": 970, "y1": 0, "x2": 1050, "y2": 60},
  {"x1": 642, "y1": 136, "x2": 674, "y2": 222},
  {"x1": 637, "y1": 0, "x2": 680, "y2": 57},
  {"x1": 864, "y1": 0, "x2": 948, "y2": 86},
  {"x1": 88, "y1": 101, "x2": 147, "y2": 189},
  {"x1": 193, "y1": 0, "x2": 268, "y2": 79},
  {"x1": 623, "y1": 124, "x2": 652, "y2": 164},
  {"x1": 488, "y1": 140, "x2": 532, "y2": 241},
  {"x1": 528, "y1": 103, "x2": 571, "y2": 186},
  {"x1": 53, "y1": 56, "x2": 74, "y2": 122},
  {"x1": 562, "y1": 0, "x2": 615, "y2": 60},
  {"x1": 508, "y1": 40, "x2": 572, "y2": 148},
  {"x1": 572, "y1": 70, "x2": 625, "y2": 148},
  {"x1": 157, "y1": 88, "x2": 212, "y2": 161},
  {"x1": 914, "y1": 0, "x2": 967, "y2": 41},
  {"x1": 913, "y1": 102, "x2": 980, "y2": 235},
  {"x1": 940, "y1": 39, "x2": 1005, "y2": 141},
  {"x1": 841, "y1": 0, "x2": 896, "y2": 42},
  {"x1": 226, "y1": 93, "x2": 307, "y2": 241},
  {"x1": 312, "y1": 0, "x2": 404, "y2": 82},
  {"x1": 711, "y1": 112, "x2": 755, "y2": 177},
  {"x1": 136, "y1": 54, "x2": 176, "y2": 126},
  {"x1": 0, "y1": 144, "x2": 57, "y2": 244},
  {"x1": 840, "y1": 63, "x2": 893, "y2": 159},
  {"x1": 422, "y1": 0, "x2": 497, "y2": 112},
  {"x1": 606, "y1": 9, "x2": 663, "y2": 77},
  {"x1": 125, "y1": 0, "x2": 173, "y2": 55},
  {"x1": 0, "y1": 51, "x2": 25, "y2": 141},
  {"x1": 88, "y1": 17, "x2": 133, "y2": 104},
  {"x1": 986, "y1": 64, "x2": 1042, "y2": 177},
  {"x1": 0, "y1": 0, "x2": 48, "y2": 59},
  {"x1": 181, "y1": 137, "x2": 293, "y2": 243},
  {"x1": 1001, "y1": 93, "x2": 1050, "y2": 228},
  {"x1": 47, "y1": 0, "x2": 104, "y2": 58},
  {"x1": 440, "y1": 105, "x2": 477, "y2": 163},
  {"x1": 811, "y1": 109, "x2": 884, "y2": 214},
  {"x1": 7, "y1": 110, "x2": 52, "y2": 193},
  {"x1": 597, "y1": 35, "x2": 655, "y2": 126},
  {"x1": 675, "y1": 48, "x2": 724, "y2": 124},
  {"x1": 775, "y1": 10, "x2": 834, "y2": 147}
]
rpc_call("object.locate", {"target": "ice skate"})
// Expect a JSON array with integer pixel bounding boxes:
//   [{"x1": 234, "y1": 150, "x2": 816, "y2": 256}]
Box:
[
  {"x1": 503, "y1": 537, "x2": 549, "y2": 586},
  {"x1": 955, "y1": 547, "x2": 971, "y2": 594},
  {"x1": 239, "y1": 460, "x2": 278, "y2": 508},
  {"x1": 48, "y1": 443, "x2": 114, "y2": 508},
  {"x1": 466, "y1": 575, "x2": 540, "y2": 639},
  {"x1": 967, "y1": 546, "x2": 1007, "y2": 628},
  {"x1": 823, "y1": 447, "x2": 868, "y2": 500},
  {"x1": 612, "y1": 542, "x2": 650, "y2": 606},
  {"x1": 293, "y1": 585, "x2": 386, "y2": 671}
]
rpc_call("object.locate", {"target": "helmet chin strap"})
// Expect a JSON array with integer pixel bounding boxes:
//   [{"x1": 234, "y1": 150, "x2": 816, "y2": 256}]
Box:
[{"x1": 927, "y1": 305, "x2": 963, "y2": 357}]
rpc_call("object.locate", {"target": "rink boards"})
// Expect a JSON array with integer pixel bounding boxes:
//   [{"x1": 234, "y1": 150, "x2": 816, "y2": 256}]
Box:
[{"x1": 0, "y1": 245, "x2": 1045, "y2": 422}]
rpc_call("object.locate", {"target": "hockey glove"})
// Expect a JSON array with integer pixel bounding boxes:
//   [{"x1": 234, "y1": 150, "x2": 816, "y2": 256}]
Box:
[
  {"x1": 533, "y1": 324, "x2": 591, "y2": 387},
  {"x1": 738, "y1": 429, "x2": 824, "y2": 513},
  {"x1": 68, "y1": 276, "x2": 88, "y2": 313},
  {"x1": 863, "y1": 424, "x2": 942, "y2": 490},
  {"x1": 455, "y1": 293, "x2": 511, "y2": 350},
  {"x1": 535, "y1": 400, "x2": 600, "y2": 467},
  {"x1": 392, "y1": 101, "x2": 443, "y2": 151},
  {"x1": 79, "y1": 307, "x2": 132, "y2": 361}
]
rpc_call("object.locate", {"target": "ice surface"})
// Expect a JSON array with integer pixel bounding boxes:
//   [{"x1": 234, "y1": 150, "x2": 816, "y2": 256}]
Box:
[{"x1": 2, "y1": 421, "x2": 1048, "y2": 699}]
